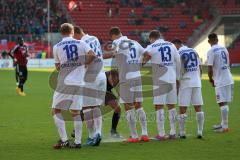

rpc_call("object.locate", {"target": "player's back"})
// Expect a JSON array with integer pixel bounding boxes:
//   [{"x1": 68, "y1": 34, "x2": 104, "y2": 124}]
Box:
[
  {"x1": 54, "y1": 37, "x2": 88, "y2": 64},
  {"x1": 207, "y1": 44, "x2": 233, "y2": 87},
  {"x1": 81, "y1": 34, "x2": 103, "y2": 59},
  {"x1": 146, "y1": 39, "x2": 179, "y2": 84},
  {"x1": 178, "y1": 46, "x2": 201, "y2": 88},
  {"x1": 113, "y1": 36, "x2": 144, "y2": 81},
  {"x1": 81, "y1": 34, "x2": 105, "y2": 82},
  {"x1": 53, "y1": 37, "x2": 91, "y2": 86}
]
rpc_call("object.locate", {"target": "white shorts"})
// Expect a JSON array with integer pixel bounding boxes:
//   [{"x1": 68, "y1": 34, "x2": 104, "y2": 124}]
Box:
[
  {"x1": 82, "y1": 76, "x2": 107, "y2": 107},
  {"x1": 153, "y1": 83, "x2": 177, "y2": 105},
  {"x1": 215, "y1": 84, "x2": 234, "y2": 103},
  {"x1": 52, "y1": 91, "x2": 83, "y2": 110},
  {"x1": 179, "y1": 87, "x2": 203, "y2": 106},
  {"x1": 119, "y1": 78, "x2": 143, "y2": 104}
]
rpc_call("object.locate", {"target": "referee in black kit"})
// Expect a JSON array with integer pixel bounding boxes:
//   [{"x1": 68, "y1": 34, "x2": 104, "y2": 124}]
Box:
[{"x1": 9, "y1": 37, "x2": 29, "y2": 96}]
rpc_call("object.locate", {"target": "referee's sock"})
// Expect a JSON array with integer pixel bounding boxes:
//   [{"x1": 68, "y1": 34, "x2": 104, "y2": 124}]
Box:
[
  {"x1": 111, "y1": 112, "x2": 120, "y2": 132},
  {"x1": 18, "y1": 85, "x2": 23, "y2": 92}
]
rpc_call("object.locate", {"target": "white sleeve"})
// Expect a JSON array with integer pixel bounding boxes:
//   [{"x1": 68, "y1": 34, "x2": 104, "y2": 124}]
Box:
[
  {"x1": 207, "y1": 49, "x2": 214, "y2": 66},
  {"x1": 225, "y1": 48, "x2": 230, "y2": 65},
  {"x1": 174, "y1": 46, "x2": 181, "y2": 80},
  {"x1": 82, "y1": 41, "x2": 92, "y2": 54},
  {"x1": 144, "y1": 45, "x2": 152, "y2": 56},
  {"x1": 53, "y1": 46, "x2": 60, "y2": 64}
]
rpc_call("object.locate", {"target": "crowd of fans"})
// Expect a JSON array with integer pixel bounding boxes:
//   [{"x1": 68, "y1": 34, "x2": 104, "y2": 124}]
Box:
[{"x1": 0, "y1": 0, "x2": 67, "y2": 37}]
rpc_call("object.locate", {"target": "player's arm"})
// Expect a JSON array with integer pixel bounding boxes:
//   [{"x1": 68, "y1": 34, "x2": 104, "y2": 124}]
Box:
[
  {"x1": 8, "y1": 49, "x2": 14, "y2": 59},
  {"x1": 55, "y1": 63, "x2": 60, "y2": 71},
  {"x1": 9, "y1": 46, "x2": 18, "y2": 62},
  {"x1": 103, "y1": 51, "x2": 116, "y2": 59},
  {"x1": 85, "y1": 50, "x2": 97, "y2": 65},
  {"x1": 207, "y1": 50, "x2": 214, "y2": 87},
  {"x1": 141, "y1": 52, "x2": 151, "y2": 66},
  {"x1": 196, "y1": 52, "x2": 202, "y2": 76},
  {"x1": 103, "y1": 42, "x2": 117, "y2": 59},
  {"x1": 53, "y1": 46, "x2": 60, "y2": 71},
  {"x1": 208, "y1": 65, "x2": 214, "y2": 87},
  {"x1": 174, "y1": 47, "x2": 181, "y2": 81}
]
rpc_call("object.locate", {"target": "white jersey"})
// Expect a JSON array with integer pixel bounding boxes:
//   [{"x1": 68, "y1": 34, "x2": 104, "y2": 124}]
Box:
[
  {"x1": 145, "y1": 39, "x2": 181, "y2": 84},
  {"x1": 207, "y1": 44, "x2": 234, "y2": 87},
  {"x1": 81, "y1": 34, "x2": 105, "y2": 82},
  {"x1": 53, "y1": 36, "x2": 91, "y2": 86},
  {"x1": 113, "y1": 36, "x2": 144, "y2": 82},
  {"x1": 178, "y1": 46, "x2": 201, "y2": 89}
]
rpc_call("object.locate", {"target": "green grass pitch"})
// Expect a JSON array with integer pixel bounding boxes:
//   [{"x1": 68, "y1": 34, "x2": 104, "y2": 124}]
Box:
[{"x1": 0, "y1": 68, "x2": 239, "y2": 160}]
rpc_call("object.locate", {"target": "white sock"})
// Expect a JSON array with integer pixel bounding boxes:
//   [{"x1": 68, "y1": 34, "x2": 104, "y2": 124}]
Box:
[
  {"x1": 83, "y1": 109, "x2": 95, "y2": 138},
  {"x1": 179, "y1": 114, "x2": 187, "y2": 136},
  {"x1": 53, "y1": 113, "x2": 68, "y2": 142},
  {"x1": 73, "y1": 115, "x2": 82, "y2": 144},
  {"x1": 169, "y1": 108, "x2": 177, "y2": 135},
  {"x1": 196, "y1": 112, "x2": 204, "y2": 135},
  {"x1": 126, "y1": 109, "x2": 138, "y2": 138},
  {"x1": 93, "y1": 107, "x2": 102, "y2": 136},
  {"x1": 136, "y1": 107, "x2": 148, "y2": 136},
  {"x1": 156, "y1": 109, "x2": 165, "y2": 137},
  {"x1": 220, "y1": 105, "x2": 229, "y2": 129}
]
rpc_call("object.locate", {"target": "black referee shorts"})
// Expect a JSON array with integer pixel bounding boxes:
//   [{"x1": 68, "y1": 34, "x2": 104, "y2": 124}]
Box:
[
  {"x1": 15, "y1": 64, "x2": 28, "y2": 81},
  {"x1": 105, "y1": 91, "x2": 117, "y2": 106}
]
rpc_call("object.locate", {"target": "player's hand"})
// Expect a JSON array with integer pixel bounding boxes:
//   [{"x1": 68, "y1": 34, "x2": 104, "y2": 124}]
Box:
[
  {"x1": 14, "y1": 58, "x2": 17, "y2": 62},
  {"x1": 209, "y1": 79, "x2": 215, "y2": 87},
  {"x1": 176, "y1": 80, "x2": 180, "y2": 95}
]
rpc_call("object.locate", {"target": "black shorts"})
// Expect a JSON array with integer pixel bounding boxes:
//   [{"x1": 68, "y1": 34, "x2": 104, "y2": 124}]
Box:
[
  {"x1": 15, "y1": 64, "x2": 28, "y2": 80},
  {"x1": 105, "y1": 91, "x2": 117, "y2": 105}
]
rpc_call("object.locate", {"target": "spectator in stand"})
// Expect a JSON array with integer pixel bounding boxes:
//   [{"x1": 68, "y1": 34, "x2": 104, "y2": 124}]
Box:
[
  {"x1": 115, "y1": 4, "x2": 120, "y2": 16},
  {"x1": 129, "y1": 9, "x2": 136, "y2": 18},
  {"x1": 179, "y1": 21, "x2": 187, "y2": 29},
  {"x1": 0, "y1": 0, "x2": 67, "y2": 38}
]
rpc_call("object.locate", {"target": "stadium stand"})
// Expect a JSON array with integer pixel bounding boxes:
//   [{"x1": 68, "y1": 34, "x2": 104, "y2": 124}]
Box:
[
  {"x1": 63, "y1": 0, "x2": 208, "y2": 45},
  {"x1": 0, "y1": 0, "x2": 239, "y2": 62}
]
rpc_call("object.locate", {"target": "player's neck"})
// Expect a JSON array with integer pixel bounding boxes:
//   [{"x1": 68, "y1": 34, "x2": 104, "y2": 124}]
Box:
[{"x1": 211, "y1": 43, "x2": 218, "y2": 46}]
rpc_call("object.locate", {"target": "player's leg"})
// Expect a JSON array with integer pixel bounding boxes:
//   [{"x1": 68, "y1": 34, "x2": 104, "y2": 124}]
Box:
[
  {"x1": 214, "y1": 85, "x2": 232, "y2": 132},
  {"x1": 69, "y1": 109, "x2": 82, "y2": 148},
  {"x1": 105, "y1": 91, "x2": 121, "y2": 136},
  {"x1": 133, "y1": 79, "x2": 148, "y2": 141},
  {"x1": 179, "y1": 107, "x2": 187, "y2": 139},
  {"x1": 107, "y1": 98, "x2": 121, "y2": 137},
  {"x1": 153, "y1": 83, "x2": 167, "y2": 140},
  {"x1": 194, "y1": 106, "x2": 204, "y2": 138},
  {"x1": 52, "y1": 108, "x2": 69, "y2": 149},
  {"x1": 125, "y1": 103, "x2": 139, "y2": 142},
  {"x1": 166, "y1": 83, "x2": 178, "y2": 139},
  {"x1": 134, "y1": 102, "x2": 149, "y2": 142},
  {"x1": 15, "y1": 64, "x2": 21, "y2": 94},
  {"x1": 178, "y1": 87, "x2": 191, "y2": 139},
  {"x1": 82, "y1": 107, "x2": 95, "y2": 145},
  {"x1": 119, "y1": 81, "x2": 138, "y2": 142},
  {"x1": 155, "y1": 104, "x2": 166, "y2": 140},
  {"x1": 92, "y1": 106, "x2": 102, "y2": 146},
  {"x1": 192, "y1": 87, "x2": 204, "y2": 138},
  {"x1": 17, "y1": 66, "x2": 27, "y2": 96}
]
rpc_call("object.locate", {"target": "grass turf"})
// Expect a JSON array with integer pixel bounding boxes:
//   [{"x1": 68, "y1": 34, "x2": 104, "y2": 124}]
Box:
[{"x1": 0, "y1": 68, "x2": 239, "y2": 160}]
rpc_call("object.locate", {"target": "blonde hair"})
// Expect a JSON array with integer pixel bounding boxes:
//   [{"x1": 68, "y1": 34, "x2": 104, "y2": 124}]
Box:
[{"x1": 60, "y1": 23, "x2": 74, "y2": 35}]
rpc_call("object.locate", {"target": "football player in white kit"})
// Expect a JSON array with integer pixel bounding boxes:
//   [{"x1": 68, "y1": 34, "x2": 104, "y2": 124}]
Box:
[
  {"x1": 73, "y1": 26, "x2": 106, "y2": 146},
  {"x1": 172, "y1": 39, "x2": 204, "y2": 139},
  {"x1": 107, "y1": 27, "x2": 149, "y2": 143},
  {"x1": 52, "y1": 23, "x2": 96, "y2": 149},
  {"x1": 142, "y1": 30, "x2": 180, "y2": 140},
  {"x1": 207, "y1": 33, "x2": 234, "y2": 133}
]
